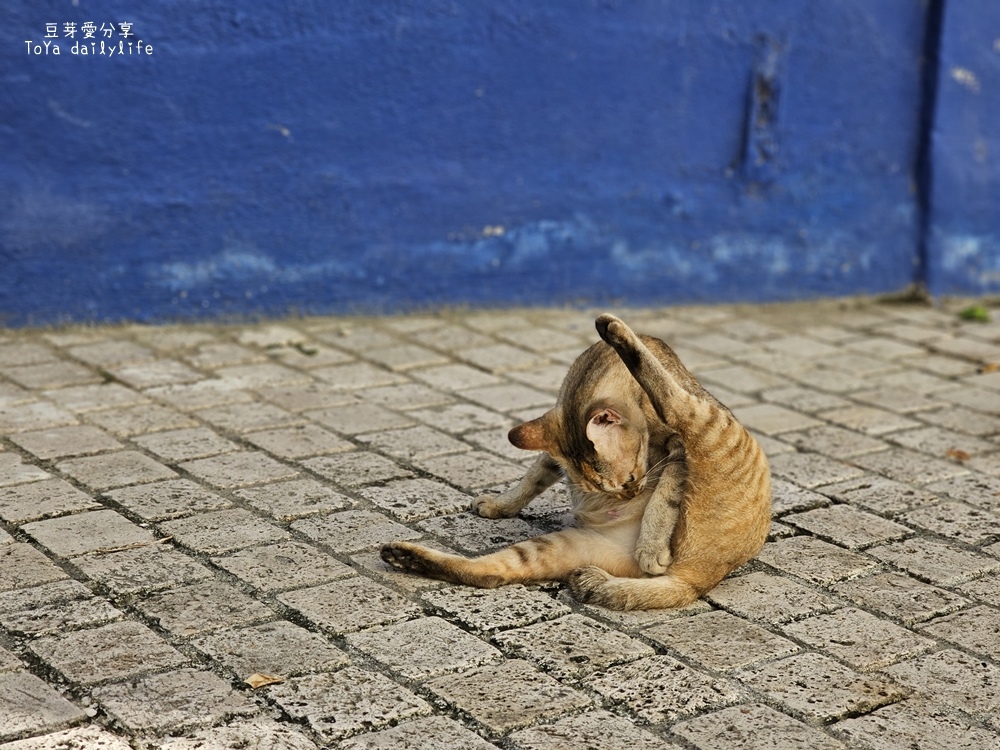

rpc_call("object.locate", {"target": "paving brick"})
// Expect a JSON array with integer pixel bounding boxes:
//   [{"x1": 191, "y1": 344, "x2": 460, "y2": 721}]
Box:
[
  {"x1": 243, "y1": 423, "x2": 354, "y2": 459},
  {"x1": 360, "y1": 478, "x2": 472, "y2": 521},
  {"x1": 146, "y1": 380, "x2": 253, "y2": 411},
  {"x1": 359, "y1": 382, "x2": 454, "y2": 411},
  {"x1": 160, "y1": 508, "x2": 289, "y2": 554},
  {"x1": 459, "y1": 344, "x2": 550, "y2": 373},
  {"x1": 347, "y1": 616, "x2": 502, "y2": 680},
  {"x1": 300, "y1": 451, "x2": 413, "y2": 487},
  {"x1": 699, "y1": 365, "x2": 791, "y2": 394},
  {"x1": 410, "y1": 324, "x2": 494, "y2": 352},
  {"x1": 782, "y1": 607, "x2": 935, "y2": 671},
  {"x1": 924, "y1": 472, "x2": 1000, "y2": 509},
  {"x1": 278, "y1": 576, "x2": 421, "y2": 635},
  {"x1": 0, "y1": 671, "x2": 86, "y2": 743},
  {"x1": 833, "y1": 696, "x2": 1000, "y2": 750},
  {"x1": 782, "y1": 504, "x2": 911, "y2": 549},
  {"x1": 645, "y1": 610, "x2": 799, "y2": 672},
  {"x1": 460, "y1": 383, "x2": 554, "y2": 413},
  {"x1": 268, "y1": 667, "x2": 431, "y2": 741},
  {"x1": 850, "y1": 387, "x2": 950, "y2": 414},
  {"x1": 178, "y1": 451, "x2": 298, "y2": 488},
  {"x1": 84, "y1": 403, "x2": 198, "y2": 437},
  {"x1": 10, "y1": 425, "x2": 122, "y2": 460},
  {"x1": 781, "y1": 424, "x2": 889, "y2": 459},
  {"x1": 191, "y1": 620, "x2": 349, "y2": 678},
  {"x1": 103, "y1": 478, "x2": 231, "y2": 521},
  {"x1": 312, "y1": 362, "x2": 409, "y2": 390},
  {"x1": 816, "y1": 405, "x2": 920, "y2": 435},
  {"x1": 730, "y1": 403, "x2": 822, "y2": 436},
  {"x1": 56, "y1": 451, "x2": 177, "y2": 491},
  {"x1": 867, "y1": 537, "x2": 1000, "y2": 585},
  {"x1": 889, "y1": 425, "x2": 996, "y2": 459},
  {"x1": 68, "y1": 339, "x2": 154, "y2": 366},
  {"x1": 0, "y1": 453, "x2": 52, "y2": 487},
  {"x1": 881, "y1": 649, "x2": 1000, "y2": 724},
  {"x1": 212, "y1": 540, "x2": 355, "y2": 592},
  {"x1": 705, "y1": 572, "x2": 841, "y2": 624},
  {"x1": 0, "y1": 479, "x2": 100, "y2": 524},
  {"x1": 415, "y1": 450, "x2": 525, "y2": 490},
  {"x1": 854, "y1": 447, "x2": 970, "y2": 485},
  {"x1": 819, "y1": 474, "x2": 939, "y2": 516},
  {"x1": 359, "y1": 425, "x2": 470, "y2": 461},
  {"x1": 234, "y1": 479, "x2": 351, "y2": 521},
  {"x1": 338, "y1": 715, "x2": 495, "y2": 750},
  {"x1": 0, "y1": 595, "x2": 123, "y2": 637},
  {"x1": 28, "y1": 620, "x2": 187, "y2": 685},
  {"x1": 916, "y1": 604, "x2": 1000, "y2": 661},
  {"x1": 194, "y1": 401, "x2": 302, "y2": 433},
  {"x1": 2, "y1": 361, "x2": 101, "y2": 390},
  {"x1": 22, "y1": 510, "x2": 154, "y2": 558},
  {"x1": 292, "y1": 509, "x2": 420, "y2": 553},
  {"x1": 0, "y1": 544, "x2": 68, "y2": 592},
  {"x1": 767, "y1": 452, "x2": 865, "y2": 489},
  {"x1": 307, "y1": 402, "x2": 416, "y2": 436},
  {"x1": 736, "y1": 652, "x2": 907, "y2": 724},
  {"x1": 0, "y1": 401, "x2": 77, "y2": 434},
  {"x1": 410, "y1": 363, "x2": 505, "y2": 391},
  {"x1": 149, "y1": 717, "x2": 320, "y2": 750},
  {"x1": 421, "y1": 584, "x2": 571, "y2": 633},
  {"x1": 0, "y1": 647, "x2": 20, "y2": 673},
  {"x1": 135, "y1": 579, "x2": 275, "y2": 637},
  {"x1": 960, "y1": 574, "x2": 1000, "y2": 606},
  {"x1": 0, "y1": 725, "x2": 134, "y2": 749},
  {"x1": 0, "y1": 580, "x2": 90, "y2": 614},
  {"x1": 0, "y1": 342, "x2": 58, "y2": 366},
  {"x1": 426, "y1": 659, "x2": 591, "y2": 734},
  {"x1": 256, "y1": 381, "x2": 359, "y2": 412},
  {"x1": 212, "y1": 363, "x2": 310, "y2": 390},
  {"x1": 584, "y1": 655, "x2": 742, "y2": 725},
  {"x1": 756, "y1": 537, "x2": 878, "y2": 585},
  {"x1": 417, "y1": 512, "x2": 549, "y2": 554},
  {"x1": 182, "y1": 342, "x2": 265, "y2": 369},
  {"x1": 92, "y1": 668, "x2": 257, "y2": 733},
  {"x1": 761, "y1": 385, "x2": 853, "y2": 414},
  {"x1": 106, "y1": 359, "x2": 202, "y2": 388},
  {"x1": 919, "y1": 404, "x2": 1000, "y2": 437},
  {"x1": 410, "y1": 403, "x2": 513, "y2": 435},
  {"x1": 831, "y1": 572, "x2": 970, "y2": 625},
  {"x1": 901, "y1": 500, "x2": 1000, "y2": 545},
  {"x1": 671, "y1": 703, "x2": 847, "y2": 750},
  {"x1": 70, "y1": 545, "x2": 213, "y2": 596},
  {"x1": 770, "y1": 478, "x2": 832, "y2": 515},
  {"x1": 133, "y1": 427, "x2": 240, "y2": 462}
]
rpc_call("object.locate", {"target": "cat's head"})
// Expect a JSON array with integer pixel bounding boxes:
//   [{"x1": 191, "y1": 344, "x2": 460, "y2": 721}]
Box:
[{"x1": 508, "y1": 402, "x2": 649, "y2": 500}]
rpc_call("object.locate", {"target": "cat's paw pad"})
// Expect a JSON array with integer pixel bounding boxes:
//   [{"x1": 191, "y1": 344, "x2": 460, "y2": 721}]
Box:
[
  {"x1": 471, "y1": 494, "x2": 518, "y2": 519},
  {"x1": 566, "y1": 566, "x2": 613, "y2": 603},
  {"x1": 635, "y1": 545, "x2": 672, "y2": 575},
  {"x1": 380, "y1": 542, "x2": 432, "y2": 575},
  {"x1": 595, "y1": 314, "x2": 627, "y2": 345}
]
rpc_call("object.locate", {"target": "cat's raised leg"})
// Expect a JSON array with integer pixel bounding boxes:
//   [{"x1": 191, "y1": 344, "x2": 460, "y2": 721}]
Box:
[
  {"x1": 381, "y1": 526, "x2": 640, "y2": 588},
  {"x1": 634, "y1": 434, "x2": 686, "y2": 575},
  {"x1": 471, "y1": 454, "x2": 562, "y2": 519}
]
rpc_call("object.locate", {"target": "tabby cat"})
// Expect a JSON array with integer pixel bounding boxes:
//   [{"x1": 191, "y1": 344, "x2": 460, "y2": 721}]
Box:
[{"x1": 381, "y1": 313, "x2": 771, "y2": 610}]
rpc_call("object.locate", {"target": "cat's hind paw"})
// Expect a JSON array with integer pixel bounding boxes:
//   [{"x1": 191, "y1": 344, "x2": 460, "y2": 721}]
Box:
[
  {"x1": 471, "y1": 493, "x2": 519, "y2": 519},
  {"x1": 381, "y1": 542, "x2": 436, "y2": 576},
  {"x1": 635, "y1": 545, "x2": 672, "y2": 576},
  {"x1": 566, "y1": 566, "x2": 613, "y2": 604},
  {"x1": 595, "y1": 314, "x2": 628, "y2": 346}
]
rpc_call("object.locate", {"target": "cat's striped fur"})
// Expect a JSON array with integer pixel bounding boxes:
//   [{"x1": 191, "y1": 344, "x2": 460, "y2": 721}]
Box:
[{"x1": 381, "y1": 314, "x2": 771, "y2": 610}]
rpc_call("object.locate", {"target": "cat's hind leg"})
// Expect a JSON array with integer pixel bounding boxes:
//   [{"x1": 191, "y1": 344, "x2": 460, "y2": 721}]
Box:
[
  {"x1": 567, "y1": 567, "x2": 700, "y2": 610},
  {"x1": 471, "y1": 454, "x2": 562, "y2": 519}
]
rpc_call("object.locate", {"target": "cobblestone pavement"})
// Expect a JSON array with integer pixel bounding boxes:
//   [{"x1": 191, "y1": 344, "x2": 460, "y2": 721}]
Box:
[{"x1": 1, "y1": 299, "x2": 999, "y2": 749}]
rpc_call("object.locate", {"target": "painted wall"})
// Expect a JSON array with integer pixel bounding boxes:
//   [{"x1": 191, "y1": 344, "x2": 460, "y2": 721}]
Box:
[{"x1": 0, "y1": 0, "x2": 989, "y2": 325}]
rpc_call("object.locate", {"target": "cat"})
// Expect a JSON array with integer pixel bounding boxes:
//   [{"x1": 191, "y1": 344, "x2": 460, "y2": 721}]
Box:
[{"x1": 380, "y1": 313, "x2": 771, "y2": 610}]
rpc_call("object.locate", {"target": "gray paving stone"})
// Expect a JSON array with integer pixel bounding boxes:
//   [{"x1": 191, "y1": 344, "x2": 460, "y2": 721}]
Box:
[
  {"x1": 0, "y1": 595, "x2": 123, "y2": 637},
  {"x1": 0, "y1": 401, "x2": 77, "y2": 434},
  {"x1": 699, "y1": 365, "x2": 790, "y2": 394},
  {"x1": 881, "y1": 649, "x2": 1000, "y2": 724},
  {"x1": 191, "y1": 620, "x2": 349, "y2": 678},
  {"x1": 730, "y1": 403, "x2": 822, "y2": 436},
  {"x1": 767, "y1": 452, "x2": 865, "y2": 489},
  {"x1": 415, "y1": 450, "x2": 525, "y2": 490},
  {"x1": 889, "y1": 425, "x2": 996, "y2": 459},
  {"x1": 819, "y1": 474, "x2": 939, "y2": 516},
  {"x1": 70, "y1": 544, "x2": 213, "y2": 596},
  {"x1": 307, "y1": 401, "x2": 415, "y2": 436},
  {"x1": 0, "y1": 724, "x2": 134, "y2": 749},
  {"x1": 960, "y1": 574, "x2": 1000, "y2": 606},
  {"x1": 761, "y1": 385, "x2": 853, "y2": 414},
  {"x1": 132, "y1": 427, "x2": 240, "y2": 462},
  {"x1": 831, "y1": 572, "x2": 970, "y2": 625},
  {"x1": 312, "y1": 361, "x2": 409, "y2": 390},
  {"x1": 162, "y1": 508, "x2": 289, "y2": 556},
  {"x1": 901, "y1": 500, "x2": 1000, "y2": 545},
  {"x1": 410, "y1": 363, "x2": 505, "y2": 391},
  {"x1": 916, "y1": 604, "x2": 1000, "y2": 661},
  {"x1": 816, "y1": 405, "x2": 921, "y2": 436},
  {"x1": 421, "y1": 584, "x2": 571, "y2": 633},
  {"x1": 178, "y1": 451, "x2": 299, "y2": 489},
  {"x1": 756, "y1": 537, "x2": 878, "y2": 585},
  {"x1": 0, "y1": 671, "x2": 86, "y2": 743},
  {"x1": 736, "y1": 652, "x2": 907, "y2": 724},
  {"x1": 300, "y1": 451, "x2": 413, "y2": 488},
  {"x1": 671, "y1": 703, "x2": 847, "y2": 750},
  {"x1": 2, "y1": 361, "x2": 100, "y2": 390},
  {"x1": 584, "y1": 654, "x2": 742, "y2": 724},
  {"x1": 0, "y1": 580, "x2": 90, "y2": 614},
  {"x1": 278, "y1": 576, "x2": 422, "y2": 635},
  {"x1": 338, "y1": 715, "x2": 495, "y2": 750},
  {"x1": 268, "y1": 667, "x2": 431, "y2": 741},
  {"x1": 782, "y1": 504, "x2": 911, "y2": 549},
  {"x1": 292, "y1": 509, "x2": 420, "y2": 553},
  {"x1": 103, "y1": 478, "x2": 232, "y2": 522},
  {"x1": 21, "y1": 510, "x2": 155, "y2": 558},
  {"x1": 84, "y1": 403, "x2": 198, "y2": 437},
  {"x1": 234, "y1": 479, "x2": 352, "y2": 521},
  {"x1": 867, "y1": 537, "x2": 1000, "y2": 585},
  {"x1": 645, "y1": 610, "x2": 799, "y2": 672},
  {"x1": 27, "y1": 620, "x2": 187, "y2": 685},
  {"x1": 106, "y1": 359, "x2": 202, "y2": 389},
  {"x1": 257, "y1": 381, "x2": 359, "y2": 412},
  {"x1": 0, "y1": 479, "x2": 100, "y2": 524},
  {"x1": 492, "y1": 614, "x2": 653, "y2": 680},
  {"x1": 0, "y1": 544, "x2": 68, "y2": 592},
  {"x1": 68, "y1": 339, "x2": 154, "y2": 366},
  {"x1": 212, "y1": 362, "x2": 311, "y2": 390},
  {"x1": 0, "y1": 342, "x2": 58, "y2": 366},
  {"x1": 770, "y1": 478, "x2": 832, "y2": 515},
  {"x1": 212, "y1": 540, "x2": 355, "y2": 592},
  {"x1": 850, "y1": 387, "x2": 950, "y2": 414},
  {"x1": 781, "y1": 424, "x2": 889, "y2": 459},
  {"x1": 135, "y1": 579, "x2": 276, "y2": 637},
  {"x1": 411, "y1": 403, "x2": 514, "y2": 436},
  {"x1": 10, "y1": 425, "x2": 123, "y2": 460},
  {"x1": 346, "y1": 616, "x2": 503, "y2": 680},
  {"x1": 146, "y1": 380, "x2": 253, "y2": 411},
  {"x1": 194, "y1": 401, "x2": 303, "y2": 434},
  {"x1": 782, "y1": 607, "x2": 935, "y2": 671},
  {"x1": 182, "y1": 342, "x2": 265, "y2": 369},
  {"x1": 149, "y1": 717, "x2": 320, "y2": 750},
  {"x1": 924, "y1": 472, "x2": 1000, "y2": 509},
  {"x1": 0, "y1": 647, "x2": 20, "y2": 673},
  {"x1": 243, "y1": 423, "x2": 354, "y2": 459},
  {"x1": 359, "y1": 424, "x2": 470, "y2": 461},
  {"x1": 56, "y1": 451, "x2": 177, "y2": 491},
  {"x1": 833, "y1": 696, "x2": 1000, "y2": 750},
  {"x1": 426, "y1": 659, "x2": 592, "y2": 734},
  {"x1": 0, "y1": 454, "x2": 52, "y2": 487},
  {"x1": 359, "y1": 382, "x2": 454, "y2": 412},
  {"x1": 41, "y1": 383, "x2": 146, "y2": 414},
  {"x1": 705, "y1": 572, "x2": 841, "y2": 624},
  {"x1": 360, "y1": 478, "x2": 472, "y2": 521},
  {"x1": 853, "y1": 446, "x2": 970, "y2": 485},
  {"x1": 92, "y1": 668, "x2": 257, "y2": 733},
  {"x1": 508, "y1": 709, "x2": 676, "y2": 750},
  {"x1": 919, "y1": 404, "x2": 1000, "y2": 437},
  {"x1": 417, "y1": 512, "x2": 549, "y2": 554}
]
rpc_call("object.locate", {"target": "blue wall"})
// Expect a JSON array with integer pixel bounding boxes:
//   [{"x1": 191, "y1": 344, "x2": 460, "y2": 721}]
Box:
[{"x1": 0, "y1": 1, "x2": 995, "y2": 326}]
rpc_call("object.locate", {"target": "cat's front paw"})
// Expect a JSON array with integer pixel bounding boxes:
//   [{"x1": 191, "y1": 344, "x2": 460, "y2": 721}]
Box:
[
  {"x1": 635, "y1": 544, "x2": 672, "y2": 575},
  {"x1": 471, "y1": 494, "x2": 519, "y2": 519}
]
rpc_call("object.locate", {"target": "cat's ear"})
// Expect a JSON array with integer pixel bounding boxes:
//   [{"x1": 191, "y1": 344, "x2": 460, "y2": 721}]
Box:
[
  {"x1": 586, "y1": 407, "x2": 627, "y2": 457},
  {"x1": 508, "y1": 411, "x2": 558, "y2": 452}
]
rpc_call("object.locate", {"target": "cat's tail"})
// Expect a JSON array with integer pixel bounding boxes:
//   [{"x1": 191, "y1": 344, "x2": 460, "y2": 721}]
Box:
[{"x1": 567, "y1": 566, "x2": 701, "y2": 611}]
